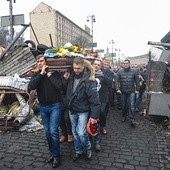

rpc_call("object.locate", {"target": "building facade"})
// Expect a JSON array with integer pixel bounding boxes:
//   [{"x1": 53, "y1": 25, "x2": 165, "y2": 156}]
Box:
[
  {"x1": 127, "y1": 54, "x2": 149, "y2": 66},
  {"x1": 29, "y1": 2, "x2": 92, "y2": 48}
]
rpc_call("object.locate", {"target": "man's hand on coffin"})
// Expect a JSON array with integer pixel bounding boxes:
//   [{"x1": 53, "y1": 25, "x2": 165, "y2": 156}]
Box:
[
  {"x1": 41, "y1": 65, "x2": 48, "y2": 75},
  {"x1": 63, "y1": 71, "x2": 70, "y2": 80},
  {"x1": 47, "y1": 72, "x2": 52, "y2": 77}
]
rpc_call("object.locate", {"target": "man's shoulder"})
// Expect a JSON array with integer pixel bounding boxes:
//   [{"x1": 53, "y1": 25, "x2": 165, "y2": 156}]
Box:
[
  {"x1": 118, "y1": 68, "x2": 124, "y2": 73},
  {"x1": 31, "y1": 71, "x2": 40, "y2": 77}
]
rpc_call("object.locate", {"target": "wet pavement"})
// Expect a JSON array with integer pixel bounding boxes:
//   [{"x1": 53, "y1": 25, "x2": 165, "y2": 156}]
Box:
[{"x1": 0, "y1": 109, "x2": 170, "y2": 170}]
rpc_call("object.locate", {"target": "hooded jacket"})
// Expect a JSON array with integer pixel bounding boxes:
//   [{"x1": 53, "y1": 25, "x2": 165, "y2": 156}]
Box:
[{"x1": 66, "y1": 69, "x2": 100, "y2": 119}]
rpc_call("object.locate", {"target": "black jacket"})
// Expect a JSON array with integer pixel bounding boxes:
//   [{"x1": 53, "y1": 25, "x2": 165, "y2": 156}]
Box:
[
  {"x1": 66, "y1": 70, "x2": 100, "y2": 119},
  {"x1": 95, "y1": 70, "x2": 110, "y2": 102},
  {"x1": 29, "y1": 71, "x2": 63, "y2": 105},
  {"x1": 101, "y1": 68, "x2": 115, "y2": 88},
  {"x1": 115, "y1": 67, "x2": 140, "y2": 93}
]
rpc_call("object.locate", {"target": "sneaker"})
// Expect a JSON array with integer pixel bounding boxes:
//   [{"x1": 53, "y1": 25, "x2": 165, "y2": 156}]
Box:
[
  {"x1": 102, "y1": 127, "x2": 107, "y2": 135},
  {"x1": 52, "y1": 158, "x2": 60, "y2": 168},
  {"x1": 59, "y1": 135, "x2": 67, "y2": 143},
  {"x1": 85, "y1": 149, "x2": 92, "y2": 160},
  {"x1": 68, "y1": 135, "x2": 73, "y2": 143},
  {"x1": 72, "y1": 153, "x2": 82, "y2": 161},
  {"x1": 95, "y1": 144, "x2": 101, "y2": 151}
]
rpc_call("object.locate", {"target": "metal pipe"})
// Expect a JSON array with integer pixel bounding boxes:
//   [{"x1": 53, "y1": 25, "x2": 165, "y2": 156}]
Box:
[
  {"x1": 49, "y1": 34, "x2": 53, "y2": 47},
  {"x1": 147, "y1": 51, "x2": 152, "y2": 92},
  {"x1": 30, "y1": 24, "x2": 39, "y2": 45},
  {"x1": 148, "y1": 41, "x2": 170, "y2": 48}
]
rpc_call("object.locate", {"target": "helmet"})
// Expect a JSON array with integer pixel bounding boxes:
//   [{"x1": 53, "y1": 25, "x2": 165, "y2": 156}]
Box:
[{"x1": 86, "y1": 120, "x2": 99, "y2": 137}]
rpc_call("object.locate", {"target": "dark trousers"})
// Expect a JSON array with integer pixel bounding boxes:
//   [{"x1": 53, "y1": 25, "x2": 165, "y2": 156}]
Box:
[
  {"x1": 60, "y1": 109, "x2": 72, "y2": 136},
  {"x1": 100, "y1": 102, "x2": 107, "y2": 127}
]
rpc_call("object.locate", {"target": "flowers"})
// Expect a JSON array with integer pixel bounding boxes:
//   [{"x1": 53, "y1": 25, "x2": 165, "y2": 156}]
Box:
[{"x1": 44, "y1": 43, "x2": 99, "y2": 58}]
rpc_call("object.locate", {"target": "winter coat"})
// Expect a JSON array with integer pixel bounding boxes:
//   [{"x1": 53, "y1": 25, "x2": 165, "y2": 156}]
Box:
[
  {"x1": 95, "y1": 70, "x2": 110, "y2": 102},
  {"x1": 115, "y1": 67, "x2": 140, "y2": 93},
  {"x1": 66, "y1": 69, "x2": 100, "y2": 119}
]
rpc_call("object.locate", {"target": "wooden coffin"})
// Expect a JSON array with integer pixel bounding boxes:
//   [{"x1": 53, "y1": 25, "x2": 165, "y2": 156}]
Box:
[{"x1": 46, "y1": 57, "x2": 74, "y2": 72}]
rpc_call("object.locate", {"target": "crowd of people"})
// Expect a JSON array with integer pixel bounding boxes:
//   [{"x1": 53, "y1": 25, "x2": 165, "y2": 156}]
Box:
[{"x1": 28, "y1": 55, "x2": 148, "y2": 168}]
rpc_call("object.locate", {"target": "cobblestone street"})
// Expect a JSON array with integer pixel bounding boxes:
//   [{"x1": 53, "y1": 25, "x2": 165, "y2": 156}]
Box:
[{"x1": 0, "y1": 109, "x2": 170, "y2": 170}]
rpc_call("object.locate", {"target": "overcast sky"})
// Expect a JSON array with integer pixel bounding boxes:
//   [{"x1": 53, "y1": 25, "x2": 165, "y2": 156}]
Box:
[{"x1": 0, "y1": 0, "x2": 170, "y2": 57}]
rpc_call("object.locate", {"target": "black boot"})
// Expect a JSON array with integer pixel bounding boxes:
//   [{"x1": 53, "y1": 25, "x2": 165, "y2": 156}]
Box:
[
  {"x1": 72, "y1": 153, "x2": 82, "y2": 161},
  {"x1": 52, "y1": 158, "x2": 61, "y2": 168}
]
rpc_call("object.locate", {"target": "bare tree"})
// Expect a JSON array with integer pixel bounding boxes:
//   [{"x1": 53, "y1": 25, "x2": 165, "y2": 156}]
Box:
[
  {"x1": 0, "y1": 27, "x2": 10, "y2": 47},
  {"x1": 14, "y1": 32, "x2": 25, "y2": 46},
  {"x1": 0, "y1": 27, "x2": 25, "y2": 48},
  {"x1": 72, "y1": 35, "x2": 89, "y2": 48}
]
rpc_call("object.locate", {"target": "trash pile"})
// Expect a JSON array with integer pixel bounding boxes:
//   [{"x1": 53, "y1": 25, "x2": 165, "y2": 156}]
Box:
[{"x1": 0, "y1": 74, "x2": 30, "y2": 91}]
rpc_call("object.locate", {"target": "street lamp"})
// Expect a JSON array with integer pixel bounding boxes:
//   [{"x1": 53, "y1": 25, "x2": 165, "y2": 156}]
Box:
[
  {"x1": 109, "y1": 40, "x2": 114, "y2": 65},
  {"x1": 87, "y1": 15, "x2": 96, "y2": 50},
  {"x1": 109, "y1": 40, "x2": 114, "y2": 57}
]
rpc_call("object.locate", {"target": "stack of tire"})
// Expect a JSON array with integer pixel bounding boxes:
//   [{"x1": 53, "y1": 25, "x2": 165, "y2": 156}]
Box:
[{"x1": 23, "y1": 40, "x2": 49, "y2": 58}]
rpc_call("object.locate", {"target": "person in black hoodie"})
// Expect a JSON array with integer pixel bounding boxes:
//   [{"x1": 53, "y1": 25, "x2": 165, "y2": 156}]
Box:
[{"x1": 28, "y1": 55, "x2": 63, "y2": 168}]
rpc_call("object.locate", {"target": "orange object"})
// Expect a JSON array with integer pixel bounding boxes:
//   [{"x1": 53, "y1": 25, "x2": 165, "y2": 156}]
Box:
[{"x1": 86, "y1": 119, "x2": 99, "y2": 137}]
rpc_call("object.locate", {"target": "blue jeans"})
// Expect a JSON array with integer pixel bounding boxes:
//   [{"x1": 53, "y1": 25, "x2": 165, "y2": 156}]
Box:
[
  {"x1": 69, "y1": 112, "x2": 91, "y2": 154},
  {"x1": 121, "y1": 92, "x2": 135, "y2": 120},
  {"x1": 40, "y1": 103, "x2": 61, "y2": 159}
]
